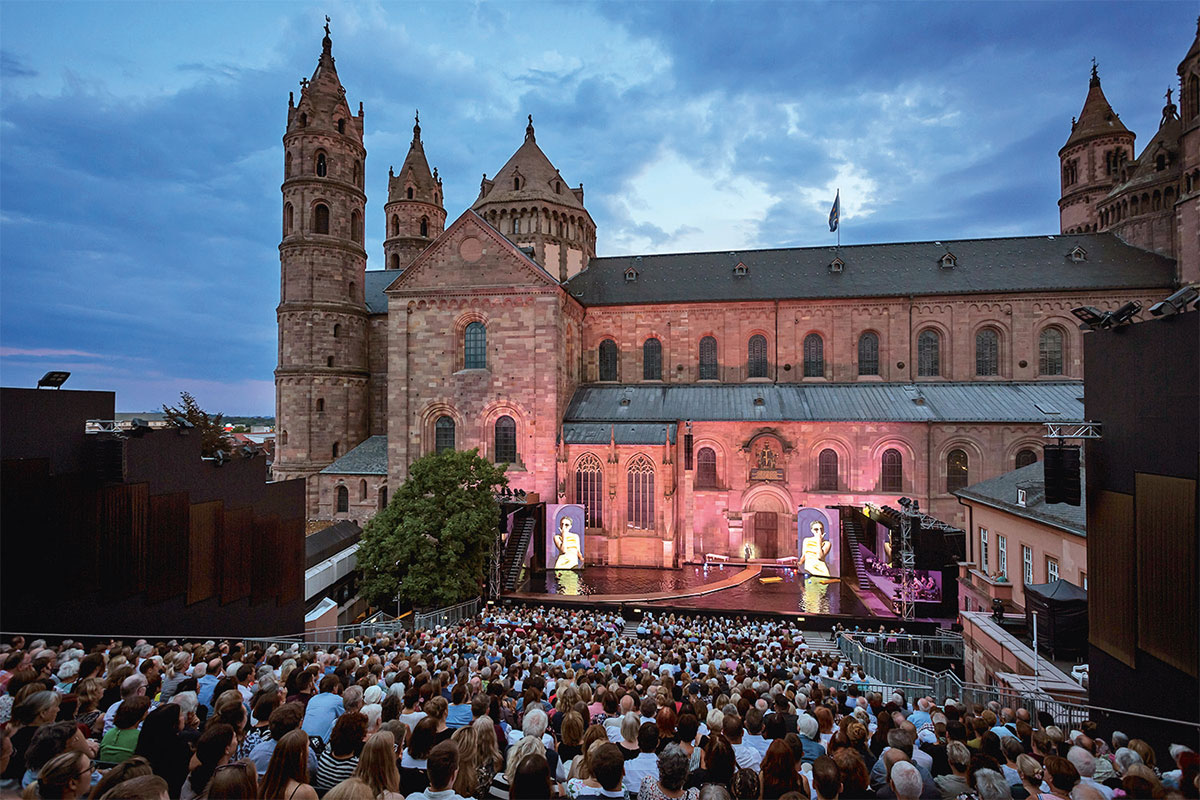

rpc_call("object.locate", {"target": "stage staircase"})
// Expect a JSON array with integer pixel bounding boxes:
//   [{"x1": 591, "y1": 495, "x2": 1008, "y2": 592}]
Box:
[
  {"x1": 841, "y1": 512, "x2": 874, "y2": 592},
  {"x1": 801, "y1": 631, "x2": 841, "y2": 655},
  {"x1": 502, "y1": 517, "x2": 535, "y2": 591},
  {"x1": 621, "y1": 619, "x2": 640, "y2": 639}
]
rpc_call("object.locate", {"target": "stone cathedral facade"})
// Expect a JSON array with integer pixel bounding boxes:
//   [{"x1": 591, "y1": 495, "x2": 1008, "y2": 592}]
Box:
[{"x1": 276, "y1": 23, "x2": 1197, "y2": 566}]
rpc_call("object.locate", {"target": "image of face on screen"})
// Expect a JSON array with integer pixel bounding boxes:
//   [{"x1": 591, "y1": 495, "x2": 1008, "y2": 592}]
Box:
[
  {"x1": 553, "y1": 508, "x2": 582, "y2": 570},
  {"x1": 799, "y1": 511, "x2": 832, "y2": 577}
]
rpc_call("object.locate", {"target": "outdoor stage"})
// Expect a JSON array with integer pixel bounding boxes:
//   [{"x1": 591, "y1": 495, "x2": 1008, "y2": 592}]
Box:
[{"x1": 506, "y1": 562, "x2": 883, "y2": 619}]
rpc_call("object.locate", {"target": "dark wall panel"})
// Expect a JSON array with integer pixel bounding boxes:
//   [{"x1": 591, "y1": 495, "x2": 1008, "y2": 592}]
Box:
[
  {"x1": 221, "y1": 508, "x2": 252, "y2": 605},
  {"x1": 95, "y1": 483, "x2": 148, "y2": 598},
  {"x1": 188, "y1": 501, "x2": 222, "y2": 605},
  {"x1": 147, "y1": 493, "x2": 190, "y2": 603},
  {"x1": 1136, "y1": 473, "x2": 1198, "y2": 677},
  {"x1": 252, "y1": 516, "x2": 280, "y2": 605},
  {"x1": 1088, "y1": 489, "x2": 1135, "y2": 668},
  {"x1": 278, "y1": 517, "x2": 305, "y2": 607}
]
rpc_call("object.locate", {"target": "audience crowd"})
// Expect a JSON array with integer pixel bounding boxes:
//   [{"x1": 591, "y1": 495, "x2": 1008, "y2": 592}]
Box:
[{"x1": 0, "y1": 607, "x2": 1195, "y2": 800}]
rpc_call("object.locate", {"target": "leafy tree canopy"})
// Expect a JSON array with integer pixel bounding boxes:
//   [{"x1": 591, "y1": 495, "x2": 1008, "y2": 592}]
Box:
[
  {"x1": 358, "y1": 448, "x2": 506, "y2": 610},
  {"x1": 162, "y1": 391, "x2": 232, "y2": 458}
]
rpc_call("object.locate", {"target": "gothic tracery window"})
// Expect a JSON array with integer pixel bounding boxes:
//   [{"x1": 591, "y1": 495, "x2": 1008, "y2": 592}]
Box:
[
  {"x1": 696, "y1": 447, "x2": 717, "y2": 488},
  {"x1": 818, "y1": 449, "x2": 838, "y2": 491},
  {"x1": 882, "y1": 449, "x2": 903, "y2": 493},
  {"x1": 975, "y1": 328, "x2": 999, "y2": 376},
  {"x1": 946, "y1": 449, "x2": 969, "y2": 493},
  {"x1": 494, "y1": 415, "x2": 517, "y2": 464},
  {"x1": 464, "y1": 322, "x2": 487, "y2": 369},
  {"x1": 699, "y1": 336, "x2": 718, "y2": 380},
  {"x1": 643, "y1": 338, "x2": 662, "y2": 381},
  {"x1": 748, "y1": 335, "x2": 768, "y2": 378},
  {"x1": 575, "y1": 454, "x2": 603, "y2": 528},
  {"x1": 858, "y1": 332, "x2": 879, "y2": 376},
  {"x1": 627, "y1": 455, "x2": 655, "y2": 530},
  {"x1": 1039, "y1": 327, "x2": 1064, "y2": 376},
  {"x1": 917, "y1": 329, "x2": 941, "y2": 377},
  {"x1": 803, "y1": 334, "x2": 824, "y2": 378},
  {"x1": 435, "y1": 416, "x2": 455, "y2": 453}
]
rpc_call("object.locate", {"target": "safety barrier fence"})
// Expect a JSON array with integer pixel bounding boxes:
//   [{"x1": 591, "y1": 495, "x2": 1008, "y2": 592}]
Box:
[
  {"x1": 856, "y1": 631, "x2": 965, "y2": 660},
  {"x1": 414, "y1": 597, "x2": 482, "y2": 630}
]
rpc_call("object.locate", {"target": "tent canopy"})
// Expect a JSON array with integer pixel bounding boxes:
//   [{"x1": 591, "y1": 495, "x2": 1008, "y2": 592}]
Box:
[
  {"x1": 1024, "y1": 578, "x2": 1087, "y2": 657},
  {"x1": 1026, "y1": 578, "x2": 1088, "y2": 603}
]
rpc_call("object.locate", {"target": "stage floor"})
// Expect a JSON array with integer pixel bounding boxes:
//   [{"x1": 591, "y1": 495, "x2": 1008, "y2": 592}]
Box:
[{"x1": 517, "y1": 564, "x2": 872, "y2": 617}]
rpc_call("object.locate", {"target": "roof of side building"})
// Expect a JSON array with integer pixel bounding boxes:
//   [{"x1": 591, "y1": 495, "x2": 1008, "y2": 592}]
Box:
[
  {"x1": 320, "y1": 435, "x2": 388, "y2": 475},
  {"x1": 564, "y1": 233, "x2": 1173, "y2": 306},
  {"x1": 954, "y1": 462, "x2": 1086, "y2": 536}
]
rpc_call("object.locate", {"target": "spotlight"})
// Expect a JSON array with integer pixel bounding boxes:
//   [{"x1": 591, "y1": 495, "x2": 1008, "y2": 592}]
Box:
[
  {"x1": 36, "y1": 371, "x2": 71, "y2": 389},
  {"x1": 1101, "y1": 300, "x2": 1141, "y2": 328},
  {"x1": 1148, "y1": 285, "x2": 1199, "y2": 317},
  {"x1": 1071, "y1": 306, "x2": 1105, "y2": 329},
  {"x1": 898, "y1": 497, "x2": 913, "y2": 509}
]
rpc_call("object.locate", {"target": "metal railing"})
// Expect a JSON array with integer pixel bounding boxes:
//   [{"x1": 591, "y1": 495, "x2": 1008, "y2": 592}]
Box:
[
  {"x1": 414, "y1": 597, "x2": 481, "y2": 630},
  {"x1": 857, "y1": 632, "x2": 965, "y2": 660},
  {"x1": 837, "y1": 634, "x2": 964, "y2": 702}
]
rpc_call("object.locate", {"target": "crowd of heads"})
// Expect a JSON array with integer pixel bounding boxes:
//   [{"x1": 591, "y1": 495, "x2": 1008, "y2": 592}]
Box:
[{"x1": 0, "y1": 609, "x2": 1196, "y2": 800}]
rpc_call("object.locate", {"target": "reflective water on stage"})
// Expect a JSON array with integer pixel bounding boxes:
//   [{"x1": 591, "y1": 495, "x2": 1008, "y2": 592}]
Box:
[{"x1": 525, "y1": 565, "x2": 871, "y2": 617}]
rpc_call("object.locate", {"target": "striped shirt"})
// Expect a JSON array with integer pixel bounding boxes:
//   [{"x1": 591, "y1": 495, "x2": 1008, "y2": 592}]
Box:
[{"x1": 314, "y1": 752, "x2": 359, "y2": 796}]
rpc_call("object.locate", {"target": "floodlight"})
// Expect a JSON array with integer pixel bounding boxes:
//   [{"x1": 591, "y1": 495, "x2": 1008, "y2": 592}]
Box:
[
  {"x1": 1148, "y1": 285, "x2": 1199, "y2": 316},
  {"x1": 37, "y1": 371, "x2": 70, "y2": 389}
]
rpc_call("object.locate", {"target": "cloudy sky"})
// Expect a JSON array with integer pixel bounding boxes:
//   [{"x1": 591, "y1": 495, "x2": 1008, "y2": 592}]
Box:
[{"x1": 0, "y1": 1, "x2": 1190, "y2": 413}]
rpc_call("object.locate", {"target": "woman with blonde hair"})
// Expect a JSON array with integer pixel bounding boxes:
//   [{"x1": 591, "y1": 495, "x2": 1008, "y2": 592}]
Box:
[
  {"x1": 472, "y1": 717, "x2": 503, "y2": 800},
  {"x1": 23, "y1": 750, "x2": 91, "y2": 800},
  {"x1": 73, "y1": 678, "x2": 106, "y2": 737},
  {"x1": 450, "y1": 723, "x2": 479, "y2": 798},
  {"x1": 491, "y1": 735, "x2": 543, "y2": 799},
  {"x1": 1017, "y1": 753, "x2": 1045, "y2": 799},
  {"x1": 352, "y1": 731, "x2": 401, "y2": 800}
]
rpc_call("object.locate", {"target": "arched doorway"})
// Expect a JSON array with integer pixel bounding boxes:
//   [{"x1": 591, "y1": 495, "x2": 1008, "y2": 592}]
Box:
[{"x1": 743, "y1": 485, "x2": 793, "y2": 560}]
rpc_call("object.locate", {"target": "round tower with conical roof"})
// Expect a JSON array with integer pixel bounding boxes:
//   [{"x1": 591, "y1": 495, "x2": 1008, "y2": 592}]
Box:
[
  {"x1": 1059, "y1": 63, "x2": 1137, "y2": 234},
  {"x1": 275, "y1": 19, "x2": 370, "y2": 495},
  {"x1": 1176, "y1": 17, "x2": 1200, "y2": 285},
  {"x1": 383, "y1": 112, "x2": 445, "y2": 270},
  {"x1": 471, "y1": 116, "x2": 596, "y2": 281}
]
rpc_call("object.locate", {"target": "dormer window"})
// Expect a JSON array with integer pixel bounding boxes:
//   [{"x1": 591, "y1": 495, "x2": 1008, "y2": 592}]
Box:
[
  {"x1": 1069, "y1": 246, "x2": 1087, "y2": 263},
  {"x1": 624, "y1": 267, "x2": 638, "y2": 282},
  {"x1": 1156, "y1": 153, "x2": 1167, "y2": 171},
  {"x1": 1017, "y1": 488, "x2": 1028, "y2": 507},
  {"x1": 407, "y1": 187, "x2": 414, "y2": 200},
  {"x1": 939, "y1": 252, "x2": 957, "y2": 269},
  {"x1": 829, "y1": 257, "x2": 845, "y2": 273},
  {"x1": 733, "y1": 262, "x2": 748, "y2": 276},
  {"x1": 514, "y1": 176, "x2": 520, "y2": 190},
  {"x1": 555, "y1": 181, "x2": 561, "y2": 194}
]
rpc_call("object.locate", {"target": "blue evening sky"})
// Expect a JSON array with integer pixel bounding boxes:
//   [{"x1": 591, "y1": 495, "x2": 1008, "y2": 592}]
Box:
[{"x1": 0, "y1": 1, "x2": 1189, "y2": 413}]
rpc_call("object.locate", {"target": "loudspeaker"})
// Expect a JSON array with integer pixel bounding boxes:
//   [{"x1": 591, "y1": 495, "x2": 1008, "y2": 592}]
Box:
[{"x1": 1043, "y1": 444, "x2": 1081, "y2": 506}]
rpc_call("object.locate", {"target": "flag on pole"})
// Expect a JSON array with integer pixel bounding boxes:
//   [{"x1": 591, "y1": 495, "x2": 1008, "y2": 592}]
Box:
[{"x1": 828, "y1": 190, "x2": 840, "y2": 233}]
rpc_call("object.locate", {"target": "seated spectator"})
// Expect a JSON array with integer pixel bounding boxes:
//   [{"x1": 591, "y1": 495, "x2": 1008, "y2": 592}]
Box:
[
  {"x1": 4, "y1": 690, "x2": 62, "y2": 784},
  {"x1": 317, "y1": 712, "x2": 368, "y2": 796},
  {"x1": 181, "y1": 723, "x2": 237, "y2": 800},
  {"x1": 639, "y1": 743, "x2": 695, "y2": 800},
  {"x1": 23, "y1": 721, "x2": 97, "y2": 790},
  {"x1": 1120, "y1": 765, "x2": 1164, "y2": 800},
  {"x1": 134, "y1": 702, "x2": 192, "y2": 797},
  {"x1": 250, "y1": 702, "x2": 317, "y2": 781},
  {"x1": 261, "y1": 729, "x2": 319, "y2": 800},
  {"x1": 323, "y1": 777, "x2": 375, "y2": 800},
  {"x1": 624, "y1": 723, "x2": 659, "y2": 793},
  {"x1": 1041, "y1": 755, "x2": 1080, "y2": 800},
  {"x1": 970, "y1": 768, "x2": 1014, "y2": 800},
  {"x1": 205, "y1": 761, "x2": 259, "y2": 800},
  {"x1": 511, "y1": 752, "x2": 553, "y2": 800},
  {"x1": 811, "y1": 754, "x2": 842, "y2": 800},
  {"x1": 728, "y1": 768, "x2": 759, "y2": 800},
  {"x1": 303, "y1": 676, "x2": 345, "y2": 749},
  {"x1": 100, "y1": 697, "x2": 151, "y2": 765},
  {"x1": 759, "y1": 739, "x2": 801, "y2": 800},
  {"x1": 891, "y1": 761, "x2": 924, "y2": 800},
  {"x1": 241, "y1": 690, "x2": 281, "y2": 761},
  {"x1": 573, "y1": 743, "x2": 625, "y2": 800},
  {"x1": 409, "y1": 740, "x2": 464, "y2": 800},
  {"x1": 471, "y1": 717, "x2": 503, "y2": 799},
  {"x1": 686, "y1": 734, "x2": 735, "y2": 793},
  {"x1": 96, "y1": 774, "x2": 169, "y2": 799},
  {"x1": 353, "y1": 731, "x2": 402, "y2": 800},
  {"x1": 401, "y1": 717, "x2": 439, "y2": 795},
  {"x1": 28, "y1": 750, "x2": 92, "y2": 800}
]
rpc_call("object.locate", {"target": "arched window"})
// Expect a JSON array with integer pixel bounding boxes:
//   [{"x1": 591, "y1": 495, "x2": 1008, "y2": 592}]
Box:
[
  {"x1": 313, "y1": 203, "x2": 330, "y2": 234},
  {"x1": 420, "y1": 216, "x2": 429, "y2": 237},
  {"x1": 627, "y1": 455, "x2": 655, "y2": 530},
  {"x1": 336, "y1": 485, "x2": 348, "y2": 513},
  {"x1": 818, "y1": 449, "x2": 838, "y2": 491},
  {"x1": 699, "y1": 336, "x2": 718, "y2": 380},
  {"x1": 349, "y1": 281, "x2": 356, "y2": 300},
  {"x1": 407, "y1": 187, "x2": 414, "y2": 200},
  {"x1": 513, "y1": 176, "x2": 520, "y2": 190},
  {"x1": 643, "y1": 338, "x2": 662, "y2": 381},
  {"x1": 803, "y1": 334, "x2": 824, "y2": 378},
  {"x1": 917, "y1": 330, "x2": 941, "y2": 377},
  {"x1": 283, "y1": 203, "x2": 294, "y2": 235},
  {"x1": 315, "y1": 151, "x2": 327, "y2": 177},
  {"x1": 359, "y1": 479, "x2": 368, "y2": 501},
  {"x1": 350, "y1": 210, "x2": 362, "y2": 244},
  {"x1": 494, "y1": 416, "x2": 517, "y2": 464},
  {"x1": 748, "y1": 335, "x2": 768, "y2": 378},
  {"x1": 1188, "y1": 73, "x2": 1200, "y2": 121},
  {"x1": 378, "y1": 486, "x2": 388, "y2": 511},
  {"x1": 1039, "y1": 328, "x2": 1064, "y2": 375},
  {"x1": 316, "y1": 398, "x2": 325, "y2": 412},
  {"x1": 975, "y1": 328, "x2": 999, "y2": 376},
  {"x1": 326, "y1": 356, "x2": 334, "y2": 368},
  {"x1": 575, "y1": 454, "x2": 603, "y2": 528},
  {"x1": 464, "y1": 322, "x2": 487, "y2": 369},
  {"x1": 333, "y1": 324, "x2": 340, "y2": 338},
  {"x1": 1016, "y1": 448, "x2": 1038, "y2": 469},
  {"x1": 946, "y1": 449, "x2": 969, "y2": 493},
  {"x1": 858, "y1": 332, "x2": 879, "y2": 376},
  {"x1": 389, "y1": 253, "x2": 400, "y2": 270},
  {"x1": 337, "y1": 118, "x2": 345, "y2": 134},
  {"x1": 332, "y1": 442, "x2": 340, "y2": 458},
  {"x1": 599, "y1": 339, "x2": 618, "y2": 381},
  {"x1": 434, "y1": 416, "x2": 455, "y2": 453},
  {"x1": 285, "y1": 152, "x2": 292, "y2": 179},
  {"x1": 696, "y1": 447, "x2": 717, "y2": 488},
  {"x1": 881, "y1": 449, "x2": 903, "y2": 493},
  {"x1": 512, "y1": 217, "x2": 521, "y2": 235},
  {"x1": 390, "y1": 215, "x2": 400, "y2": 236}
]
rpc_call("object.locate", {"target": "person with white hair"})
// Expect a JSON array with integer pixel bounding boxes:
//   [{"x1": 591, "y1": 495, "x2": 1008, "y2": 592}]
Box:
[
  {"x1": 795, "y1": 713, "x2": 825, "y2": 764},
  {"x1": 890, "y1": 760, "x2": 923, "y2": 800},
  {"x1": 1068, "y1": 745, "x2": 1114, "y2": 800},
  {"x1": 1113, "y1": 747, "x2": 1143, "y2": 776},
  {"x1": 52, "y1": 661, "x2": 79, "y2": 694},
  {"x1": 972, "y1": 768, "x2": 1014, "y2": 800},
  {"x1": 103, "y1": 673, "x2": 147, "y2": 734}
]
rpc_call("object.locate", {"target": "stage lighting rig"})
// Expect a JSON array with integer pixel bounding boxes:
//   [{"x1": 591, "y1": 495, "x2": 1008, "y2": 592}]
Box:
[
  {"x1": 1071, "y1": 306, "x2": 1105, "y2": 330},
  {"x1": 1101, "y1": 300, "x2": 1141, "y2": 328},
  {"x1": 1148, "y1": 285, "x2": 1199, "y2": 317}
]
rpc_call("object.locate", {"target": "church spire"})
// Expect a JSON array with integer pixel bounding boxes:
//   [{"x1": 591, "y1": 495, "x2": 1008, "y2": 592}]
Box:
[
  {"x1": 413, "y1": 109, "x2": 422, "y2": 144},
  {"x1": 1090, "y1": 57, "x2": 1100, "y2": 88},
  {"x1": 525, "y1": 114, "x2": 535, "y2": 142},
  {"x1": 1061, "y1": 59, "x2": 1131, "y2": 151}
]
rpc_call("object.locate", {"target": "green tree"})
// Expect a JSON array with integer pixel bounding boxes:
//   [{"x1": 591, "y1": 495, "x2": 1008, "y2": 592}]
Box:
[
  {"x1": 161, "y1": 391, "x2": 232, "y2": 458},
  {"x1": 358, "y1": 448, "x2": 506, "y2": 609}
]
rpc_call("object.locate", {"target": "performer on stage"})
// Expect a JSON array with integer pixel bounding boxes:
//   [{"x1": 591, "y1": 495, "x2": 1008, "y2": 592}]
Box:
[
  {"x1": 801, "y1": 519, "x2": 832, "y2": 577},
  {"x1": 553, "y1": 513, "x2": 582, "y2": 570}
]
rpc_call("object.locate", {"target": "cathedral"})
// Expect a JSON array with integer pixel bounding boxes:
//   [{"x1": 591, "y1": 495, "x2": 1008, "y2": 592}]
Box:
[{"x1": 275, "y1": 22, "x2": 1197, "y2": 567}]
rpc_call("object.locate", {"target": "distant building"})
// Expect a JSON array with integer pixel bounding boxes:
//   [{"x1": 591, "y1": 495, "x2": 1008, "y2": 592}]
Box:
[
  {"x1": 955, "y1": 461, "x2": 1087, "y2": 615},
  {"x1": 1, "y1": 387, "x2": 306, "y2": 637},
  {"x1": 275, "y1": 22, "x2": 1195, "y2": 565}
]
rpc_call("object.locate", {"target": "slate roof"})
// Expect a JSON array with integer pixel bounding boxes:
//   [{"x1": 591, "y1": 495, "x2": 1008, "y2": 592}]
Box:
[
  {"x1": 306, "y1": 520, "x2": 362, "y2": 569},
  {"x1": 563, "y1": 422, "x2": 676, "y2": 445},
  {"x1": 365, "y1": 270, "x2": 395, "y2": 313},
  {"x1": 472, "y1": 123, "x2": 588, "y2": 213},
  {"x1": 563, "y1": 382, "x2": 1085, "y2": 425},
  {"x1": 564, "y1": 233, "x2": 1173, "y2": 306},
  {"x1": 1061, "y1": 70, "x2": 1131, "y2": 151},
  {"x1": 320, "y1": 435, "x2": 388, "y2": 475},
  {"x1": 954, "y1": 462, "x2": 1086, "y2": 536}
]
